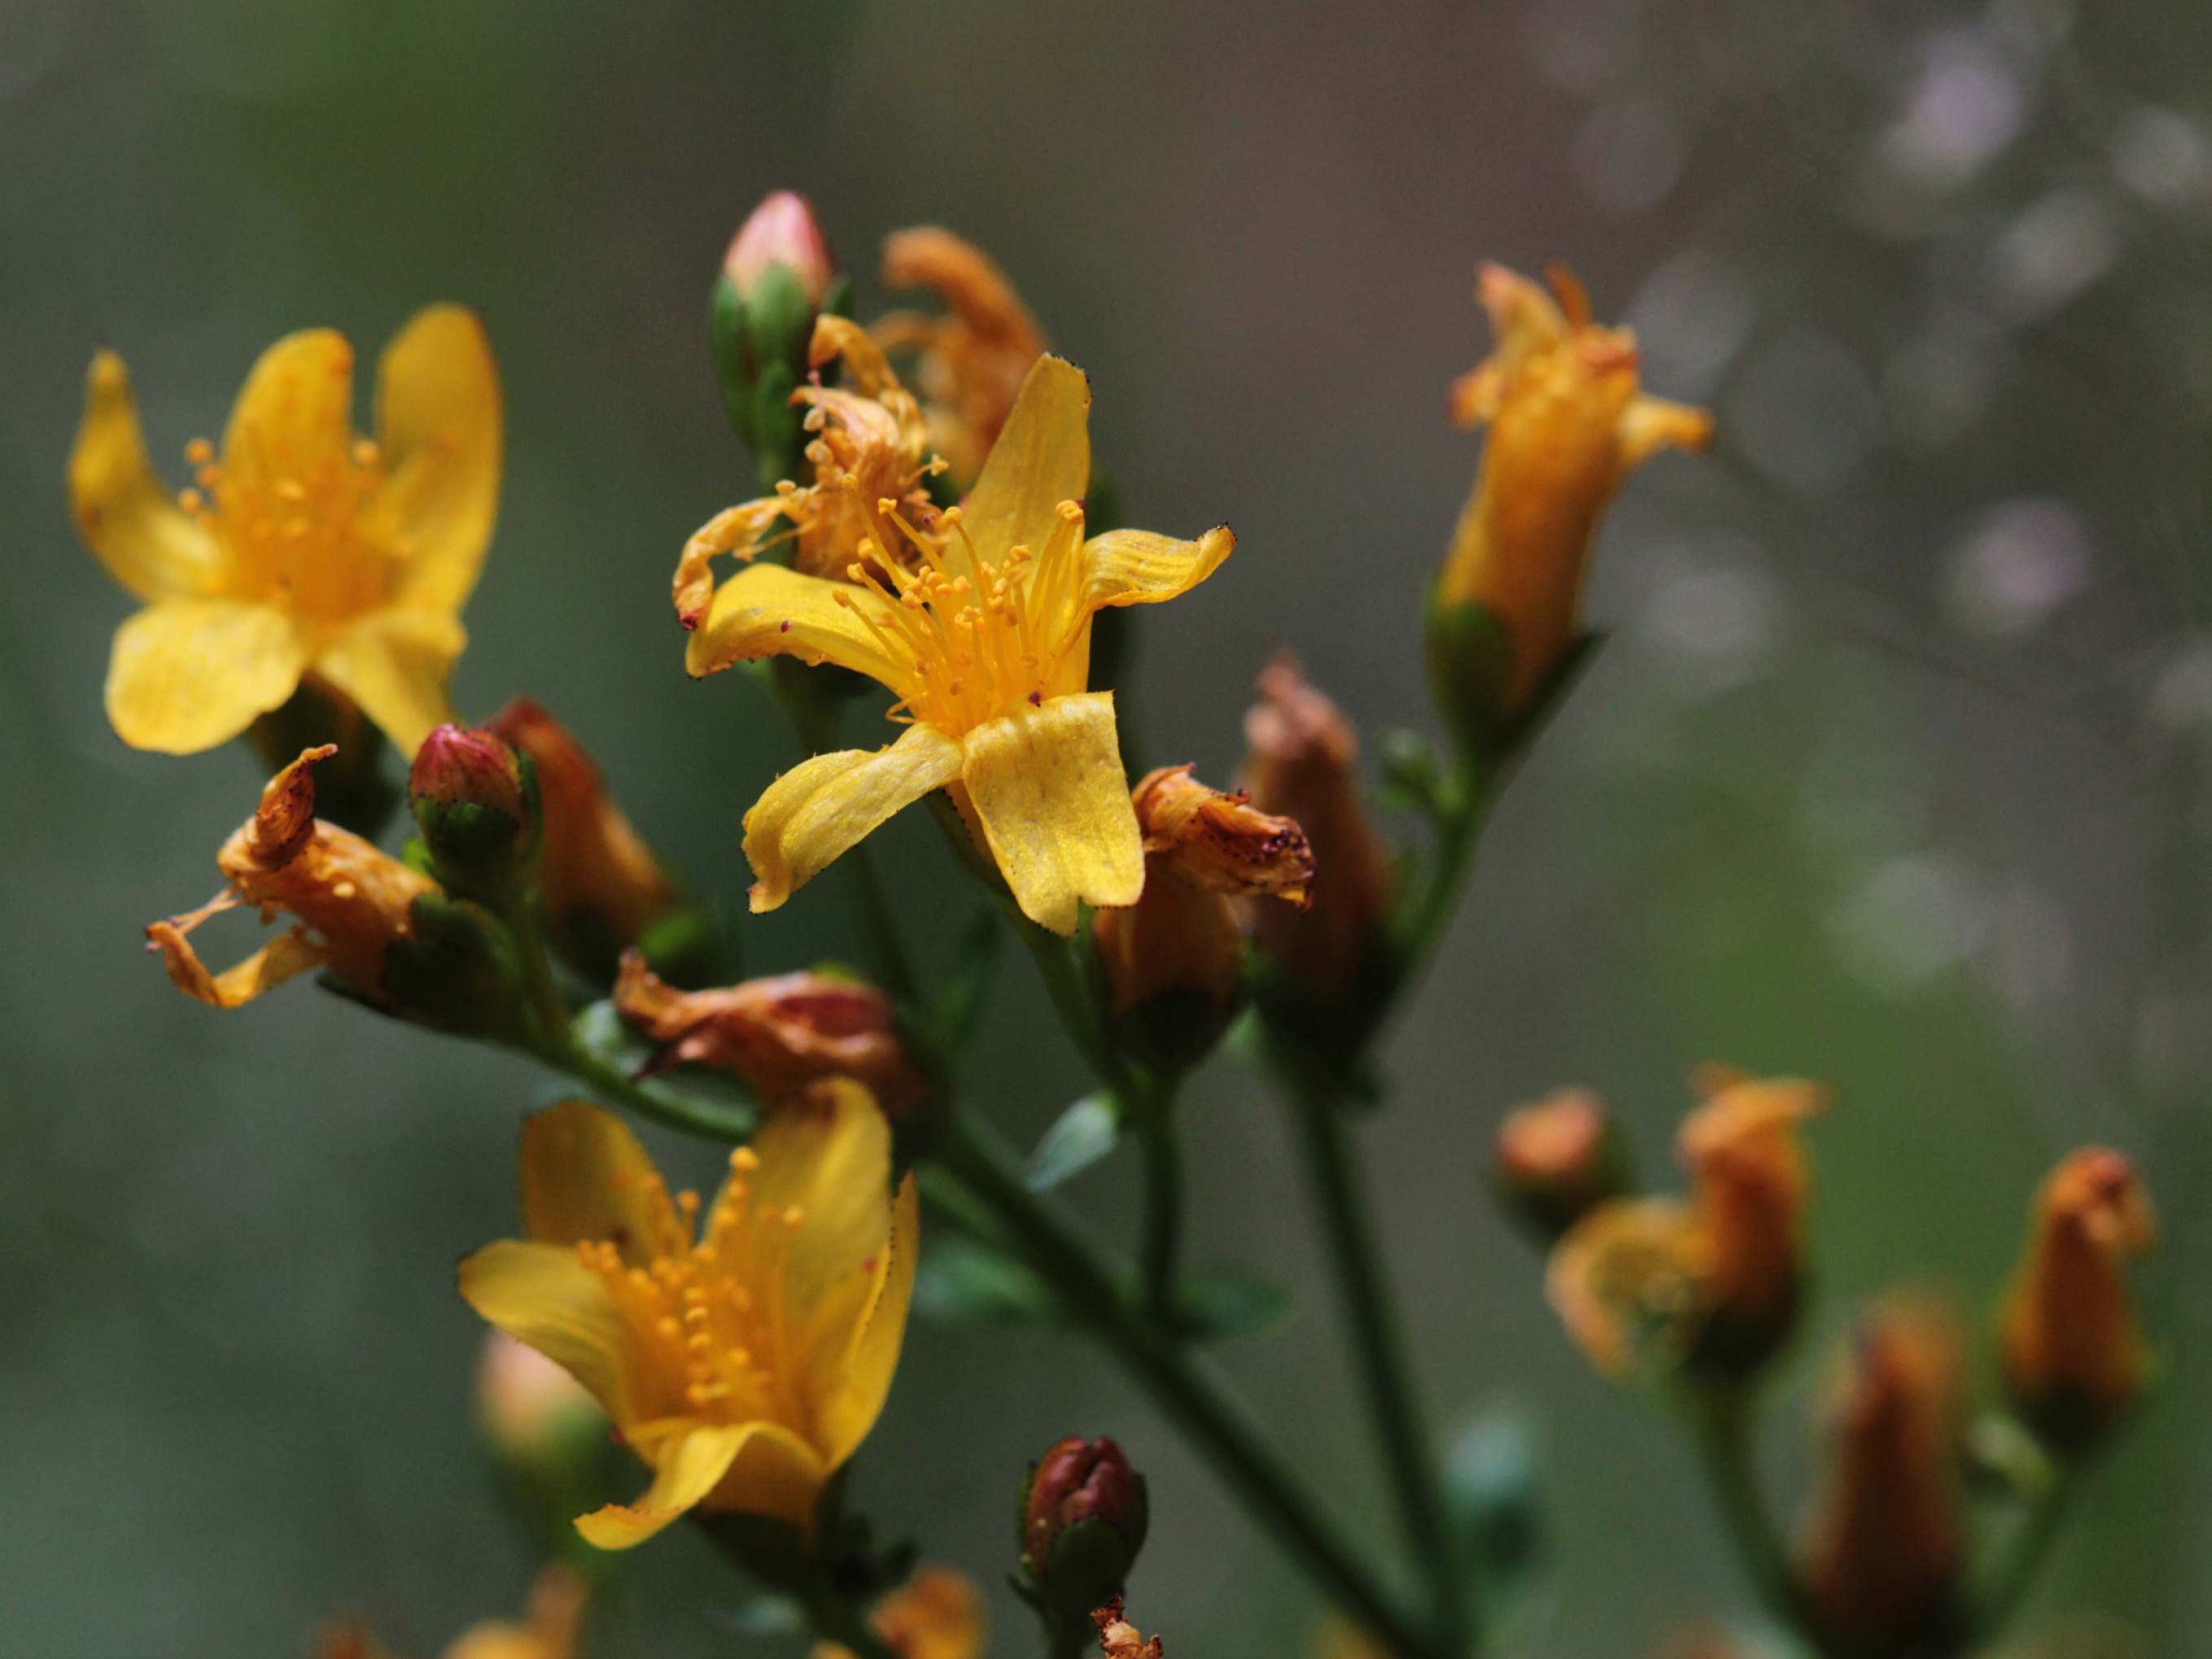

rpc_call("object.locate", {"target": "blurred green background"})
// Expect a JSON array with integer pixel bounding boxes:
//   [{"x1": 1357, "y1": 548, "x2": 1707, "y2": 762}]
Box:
[{"x1": 3, "y1": 2, "x2": 2209, "y2": 1654}]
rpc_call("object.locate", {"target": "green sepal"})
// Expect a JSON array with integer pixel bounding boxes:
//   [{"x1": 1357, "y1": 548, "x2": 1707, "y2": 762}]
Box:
[
  {"x1": 413, "y1": 749, "x2": 543, "y2": 911},
  {"x1": 632, "y1": 902, "x2": 732, "y2": 991},
  {"x1": 912, "y1": 1232, "x2": 1056, "y2": 1326},
  {"x1": 1025, "y1": 1094, "x2": 1119, "y2": 1191},
  {"x1": 378, "y1": 892, "x2": 530, "y2": 1041},
  {"x1": 710, "y1": 273, "x2": 756, "y2": 451},
  {"x1": 1423, "y1": 587, "x2": 1605, "y2": 767}
]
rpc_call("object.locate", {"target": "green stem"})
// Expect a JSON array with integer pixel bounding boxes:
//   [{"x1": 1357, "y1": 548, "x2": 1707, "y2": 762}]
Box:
[
  {"x1": 542, "y1": 1034, "x2": 758, "y2": 1142},
  {"x1": 933, "y1": 1105, "x2": 1437, "y2": 1659},
  {"x1": 1685, "y1": 1384, "x2": 1804, "y2": 1638},
  {"x1": 1974, "y1": 1476, "x2": 2075, "y2": 1644},
  {"x1": 1137, "y1": 1084, "x2": 1185, "y2": 1324},
  {"x1": 1289, "y1": 1076, "x2": 1470, "y2": 1655}
]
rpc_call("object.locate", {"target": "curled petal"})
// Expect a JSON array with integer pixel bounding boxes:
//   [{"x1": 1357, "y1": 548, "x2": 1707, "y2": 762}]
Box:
[
  {"x1": 955, "y1": 356, "x2": 1090, "y2": 585},
  {"x1": 960, "y1": 692, "x2": 1142, "y2": 935},
  {"x1": 146, "y1": 920, "x2": 326, "y2": 1008},
  {"x1": 574, "y1": 1421, "x2": 754, "y2": 1550},
  {"x1": 1546, "y1": 1198, "x2": 1707, "y2": 1375},
  {"x1": 458, "y1": 1239, "x2": 649, "y2": 1432},
  {"x1": 312, "y1": 607, "x2": 464, "y2": 758},
  {"x1": 686, "y1": 561, "x2": 911, "y2": 687},
  {"x1": 1079, "y1": 526, "x2": 1235, "y2": 613},
  {"x1": 1620, "y1": 394, "x2": 1716, "y2": 467},
  {"x1": 675, "y1": 498, "x2": 793, "y2": 630},
  {"x1": 742, "y1": 723, "x2": 964, "y2": 912},
  {"x1": 810, "y1": 315, "x2": 902, "y2": 397}
]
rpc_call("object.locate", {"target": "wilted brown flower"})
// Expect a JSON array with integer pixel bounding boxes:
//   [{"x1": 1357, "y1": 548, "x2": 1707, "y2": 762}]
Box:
[{"x1": 1091, "y1": 1600, "x2": 1165, "y2": 1659}]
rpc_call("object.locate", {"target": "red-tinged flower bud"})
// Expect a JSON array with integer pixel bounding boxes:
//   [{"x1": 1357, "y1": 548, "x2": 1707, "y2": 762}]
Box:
[
  {"x1": 725, "y1": 190, "x2": 835, "y2": 308},
  {"x1": 614, "y1": 952, "x2": 927, "y2": 1119},
  {"x1": 2000, "y1": 1147, "x2": 2157, "y2": 1454},
  {"x1": 410, "y1": 723, "x2": 541, "y2": 906},
  {"x1": 1239, "y1": 656, "x2": 1392, "y2": 1009},
  {"x1": 1490, "y1": 1087, "x2": 1634, "y2": 1242},
  {"x1": 1016, "y1": 1438, "x2": 1150, "y2": 1657},
  {"x1": 1799, "y1": 1296, "x2": 1965, "y2": 1657}
]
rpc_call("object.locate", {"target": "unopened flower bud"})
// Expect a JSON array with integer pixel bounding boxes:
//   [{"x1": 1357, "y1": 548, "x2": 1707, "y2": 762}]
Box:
[
  {"x1": 1094, "y1": 766, "x2": 1313, "y2": 1071},
  {"x1": 411, "y1": 723, "x2": 542, "y2": 906},
  {"x1": 1490, "y1": 1087, "x2": 1633, "y2": 1242},
  {"x1": 1016, "y1": 1438, "x2": 1150, "y2": 1658},
  {"x1": 725, "y1": 190, "x2": 835, "y2": 308},
  {"x1": 614, "y1": 953, "x2": 927, "y2": 1118},
  {"x1": 1240, "y1": 657, "x2": 1392, "y2": 1009},
  {"x1": 1799, "y1": 1296, "x2": 1965, "y2": 1657},
  {"x1": 487, "y1": 701, "x2": 687, "y2": 982},
  {"x1": 2000, "y1": 1147, "x2": 2157, "y2": 1454}
]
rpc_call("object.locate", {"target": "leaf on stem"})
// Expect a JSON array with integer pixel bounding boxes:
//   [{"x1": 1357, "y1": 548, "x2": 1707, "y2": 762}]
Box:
[
  {"x1": 1025, "y1": 1094, "x2": 1120, "y2": 1190},
  {"x1": 913, "y1": 1233, "x2": 1057, "y2": 1325},
  {"x1": 1176, "y1": 1266, "x2": 1296, "y2": 1342}
]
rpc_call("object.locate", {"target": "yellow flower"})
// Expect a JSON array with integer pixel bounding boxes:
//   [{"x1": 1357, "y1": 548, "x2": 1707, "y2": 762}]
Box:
[
  {"x1": 814, "y1": 1567, "x2": 987, "y2": 1659},
  {"x1": 681, "y1": 355, "x2": 1233, "y2": 935},
  {"x1": 317, "y1": 1565, "x2": 586, "y2": 1659},
  {"x1": 1440, "y1": 263, "x2": 1711, "y2": 710},
  {"x1": 70, "y1": 306, "x2": 501, "y2": 757},
  {"x1": 459, "y1": 1084, "x2": 919, "y2": 1549}
]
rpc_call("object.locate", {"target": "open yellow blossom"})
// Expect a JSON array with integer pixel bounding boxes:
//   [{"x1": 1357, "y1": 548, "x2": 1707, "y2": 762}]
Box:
[
  {"x1": 459, "y1": 1084, "x2": 918, "y2": 1548},
  {"x1": 681, "y1": 354, "x2": 1234, "y2": 935},
  {"x1": 676, "y1": 319, "x2": 938, "y2": 614},
  {"x1": 1441, "y1": 263, "x2": 1710, "y2": 710},
  {"x1": 70, "y1": 305, "x2": 501, "y2": 756}
]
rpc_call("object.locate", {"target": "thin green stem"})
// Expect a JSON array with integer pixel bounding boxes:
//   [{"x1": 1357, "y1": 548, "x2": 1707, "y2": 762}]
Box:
[
  {"x1": 1289, "y1": 1077, "x2": 1471, "y2": 1656},
  {"x1": 932, "y1": 1104, "x2": 1437, "y2": 1659},
  {"x1": 541, "y1": 1033, "x2": 758, "y2": 1142},
  {"x1": 1684, "y1": 1384, "x2": 1804, "y2": 1638},
  {"x1": 1137, "y1": 1084, "x2": 1185, "y2": 1324}
]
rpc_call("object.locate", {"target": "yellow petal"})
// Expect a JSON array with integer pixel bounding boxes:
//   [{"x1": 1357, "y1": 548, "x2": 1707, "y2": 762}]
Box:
[
  {"x1": 742, "y1": 723, "x2": 964, "y2": 912},
  {"x1": 954, "y1": 356, "x2": 1090, "y2": 577},
  {"x1": 372, "y1": 304, "x2": 504, "y2": 613},
  {"x1": 674, "y1": 497, "x2": 795, "y2": 631},
  {"x1": 147, "y1": 921, "x2": 326, "y2": 1008},
  {"x1": 221, "y1": 328, "x2": 356, "y2": 496},
  {"x1": 68, "y1": 351, "x2": 225, "y2": 602},
  {"x1": 813, "y1": 1169, "x2": 920, "y2": 1471},
  {"x1": 710, "y1": 1417, "x2": 832, "y2": 1531},
  {"x1": 575, "y1": 1421, "x2": 752, "y2": 1550},
  {"x1": 1079, "y1": 525, "x2": 1235, "y2": 613},
  {"x1": 746, "y1": 1077, "x2": 894, "y2": 1324},
  {"x1": 459, "y1": 1239, "x2": 649, "y2": 1430},
  {"x1": 312, "y1": 606, "x2": 464, "y2": 757},
  {"x1": 686, "y1": 561, "x2": 912, "y2": 688},
  {"x1": 959, "y1": 692, "x2": 1142, "y2": 934},
  {"x1": 1620, "y1": 393, "x2": 1715, "y2": 468},
  {"x1": 106, "y1": 597, "x2": 308, "y2": 753},
  {"x1": 519, "y1": 1101, "x2": 690, "y2": 1268}
]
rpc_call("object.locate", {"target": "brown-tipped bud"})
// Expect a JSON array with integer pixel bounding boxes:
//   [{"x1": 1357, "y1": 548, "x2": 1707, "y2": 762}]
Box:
[
  {"x1": 1799, "y1": 1296, "x2": 1965, "y2": 1657},
  {"x1": 1017, "y1": 1439, "x2": 1150, "y2": 1656},
  {"x1": 2000, "y1": 1148, "x2": 2157, "y2": 1453},
  {"x1": 725, "y1": 190, "x2": 834, "y2": 308},
  {"x1": 1676, "y1": 1067, "x2": 1826, "y2": 1378},
  {"x1": 614, "y1": 953, "x2": 926, "y2": 1119},
  {"x1": 1091, "y1": 1601, "x2": 1163, "y2": 1659},
  {"x1": 1491, "y1": 1087, "x2": 1633, "y2": 1242},
  {"x1": 410, "y1": 723, "x2": 541, "y2": 906},
  {"x1": 1239, "y1": 657, "x2": 1392, "y2": 1007},
  {"x1": 487, "y1": 701, "x2": 681, "y2": 979},
  {"x1": 147, "y1": 747, "x2": 441, "y2": 1011}
]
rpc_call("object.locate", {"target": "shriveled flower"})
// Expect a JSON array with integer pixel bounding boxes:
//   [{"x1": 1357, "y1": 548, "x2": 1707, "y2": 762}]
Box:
[
  {"x1": 71, "y1": 307, "x2": 501, "y2": 757},
  {"x1": 814, "y1": 1568, "x2": 986, "y2": 1659},
  {"x1": 1240, "y1": 657, "x2": 1392, "y2": 1005},
  {"x1": 147, "y1": 744, "x2": 438, "y2": 1009},
  {"x1": 682, "y1": 355, "x2": 1233, "y2": 935},
  {"x1": 1440, "y1": 263, "x2": 1710, "y2": 711},
  {"x1": 1095, "y1": 766, "x2": 1312, "y2": 1029},
  {"x1": 614, "y1": 951, "x2": 928, "y2": 1119},
  {"x1": 2000, "y1": 1147, "x2": 2157, "y2": 1452},
  {"x1": 873, "y1": 226, "x2": 1048, "y2": 487},
  {"x1": 1091, "y1": 1599, "x2": 1165, "y2": 1659},
  {"x1": 487, "y1": 700, "x2": 680, "y2": 974},
  {"x1": 1547, "y1": 1068, "x2": 1825, "y2": 1378},
  {"x1": 316, "y1": 1566, "x2": 586, "y2": 1659},
  {"x1": 459, "y1": 1086, "x2": 918, "y2": 1547},
  {"x1": 1799, "y1": 1296, "x2": 1965, "y2": 1657},
  {"x1": 677, "y1": 319, "x2": 939, "y2": 608}
]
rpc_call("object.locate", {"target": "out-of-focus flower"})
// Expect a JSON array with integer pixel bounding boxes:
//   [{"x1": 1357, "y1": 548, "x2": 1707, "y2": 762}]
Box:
[
  {"x1": 146, "y1": 744, "x2": 438, "y2": 1009},
  {"x1": 1547, "y1": 1069, "x2": 1825, "y2": 1378},
  {"x1": 1490, "y1": 1086, "x2": 1633, "y2": 1242},
  {"x1": 873, "y1": 227, "x2": 1048, "y2": 487},
  {"x1": 1091, "y1": 1599, "x2": 1165, "y2": 1659},
  {"x1": 1799, "y1": 1297, "x2": 1965, "y2": 1657},
  {"x1": 317, "y1": 1566, "x2": 587, "y2": 1659},
  {"x1": 460, "y1": 1087, "x2": 917, "y2": 1547},
  {"x1": 478, "y1": 1329, "x2": 607, "y2": 1471},
  {"x1": 2001, "y1": 1147, "x2": 2157, "y2": 1452},
  {"x1": 725, "y1": 190, "x2": 836, "y2": 308},
  {"x1": 71, "y1": 307, "x2": 500, "y2": 757},
  {"x1": 1093, "y1": 766, "x2": 1312, "y2": 1049},
  {"x1": 1240, "y1": 657, "x2": 1393, "y2": 1006},
  {"x1": 815, "y1": 1568, "x2": 987, "y2": 1659},
  {"x1": 486, "y1": 700, "x2": 680, "y2": 976},
  {"x1": 614, "y1": 952, "x2": 928, "y2": 1119},
  {"x1": 683, "y1": 356, "x2": 1232, "y2": 935},
  {"x1": 1437, "y1": 263, "x2": 1710, "y2": 715},
  {"x1": 679, "y1": 318, "x2": 940, "y2": 606}
]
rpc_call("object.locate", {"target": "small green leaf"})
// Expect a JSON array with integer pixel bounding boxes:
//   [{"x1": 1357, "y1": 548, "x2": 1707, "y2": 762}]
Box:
[
  {"x1": 1444, "y1": 1404, "x2": 1547, "y2": 1607},
  {"x1": 1025, "y1": 1094, "x2": 1120, "y2": 1190},
  {"x1": 914, "y1": 1235, "x2": 1056, "y2": 1326},
  {"x1": 1177, "y1": 1266, "x2": 1295, "y2": 1342}
]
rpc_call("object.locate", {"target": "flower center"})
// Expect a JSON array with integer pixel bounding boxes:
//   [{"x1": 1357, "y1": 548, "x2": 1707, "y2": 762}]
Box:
[
  {"x1": 833, "y1": 499, "x2": 1087, "y2": 737},
  {"x1": 178, "y1": 429, "x2": 403, "y2": 626}
]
